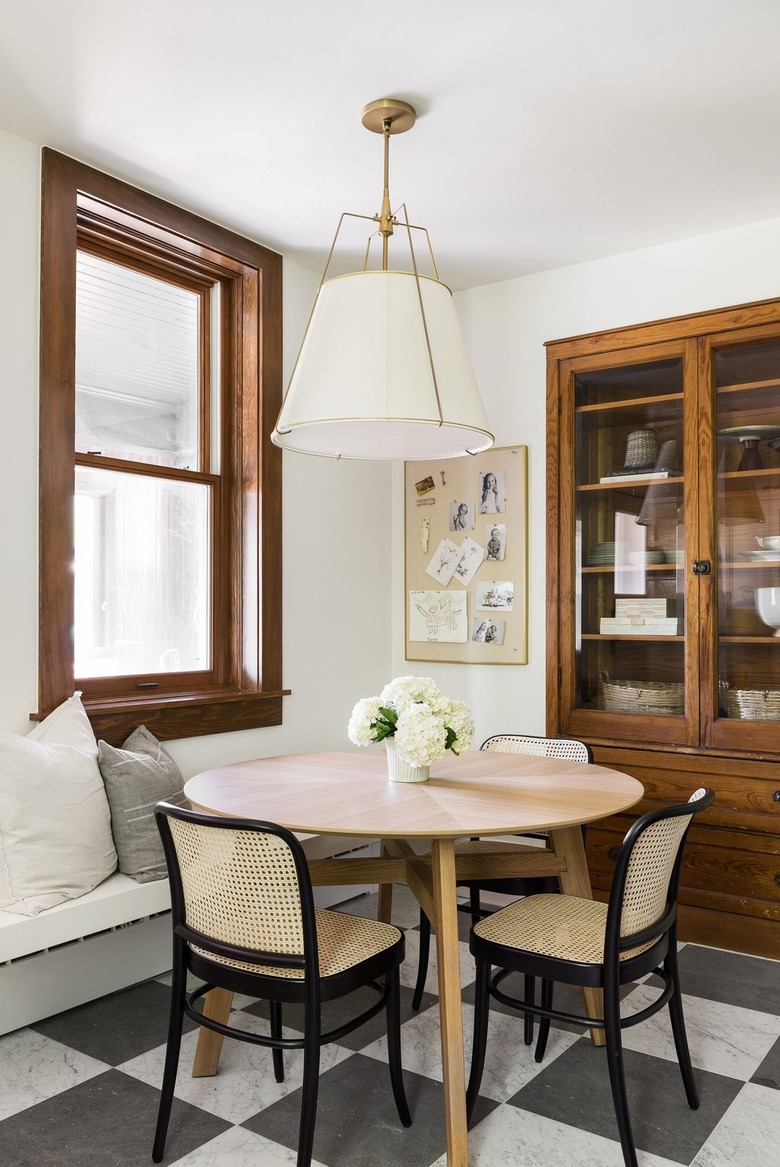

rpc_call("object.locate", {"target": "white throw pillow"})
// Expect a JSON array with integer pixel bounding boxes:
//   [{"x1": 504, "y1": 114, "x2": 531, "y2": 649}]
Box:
[{"x1": 0, "y1": 694, "x2": 117, "y2": 915}]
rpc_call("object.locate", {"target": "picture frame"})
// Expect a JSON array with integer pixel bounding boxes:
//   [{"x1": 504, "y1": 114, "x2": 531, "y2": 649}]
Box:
[{"x1": 404, "y1": 445, "x2": 528, "y2": 664}]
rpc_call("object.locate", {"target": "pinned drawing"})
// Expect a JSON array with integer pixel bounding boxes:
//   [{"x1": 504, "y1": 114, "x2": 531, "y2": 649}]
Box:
[
  {"x1": 485, "y1": 524, "x2": 506, "y2": 560},
  {"x1": 476, "y1": 580, "x2": 514, "y2": 610},
  {"x1": 425, "y1": 537, "x2": 461, "y2": 585},
  {"x1": 409, "y1": 590, "x2": 467, "y2": 642},
  {"x1": 452, "y1": 537, "x2": 484, "y2": 586}
]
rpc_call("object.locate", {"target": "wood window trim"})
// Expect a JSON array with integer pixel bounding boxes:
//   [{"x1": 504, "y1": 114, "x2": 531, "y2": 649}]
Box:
[{"x1": 38, "y1": 149, "x2": 286, "y2": 744}]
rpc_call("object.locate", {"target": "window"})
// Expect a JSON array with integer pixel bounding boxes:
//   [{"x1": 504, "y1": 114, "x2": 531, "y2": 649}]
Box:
[{"x1": 39, "y1": 150, "x2": 284, "y2": 743}]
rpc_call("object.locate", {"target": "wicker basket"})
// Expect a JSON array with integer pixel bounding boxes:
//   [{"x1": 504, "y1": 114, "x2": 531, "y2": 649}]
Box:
[
  {"x1": 726, "y1": 687, "x2": 780, "y2": 720},
  {"x1": 601, "y1": 678, "x2": 685, "y2": 714}
]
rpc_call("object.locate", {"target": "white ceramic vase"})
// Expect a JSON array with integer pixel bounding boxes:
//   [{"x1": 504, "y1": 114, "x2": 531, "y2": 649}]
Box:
[{"x1": 385, "y1": 738, "x2": 430, "y2": 783}]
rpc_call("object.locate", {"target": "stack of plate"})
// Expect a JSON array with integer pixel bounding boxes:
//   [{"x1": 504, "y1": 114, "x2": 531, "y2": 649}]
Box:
[
  {"x1": 664, "y1": 550, "x2": 685, "y2": 564},
  {"x1": 627, "y1": 550, "x2": 666, "y2": 565},
  {"x1": 587, "y1": 541, "x2": 615, "y2": 566}
]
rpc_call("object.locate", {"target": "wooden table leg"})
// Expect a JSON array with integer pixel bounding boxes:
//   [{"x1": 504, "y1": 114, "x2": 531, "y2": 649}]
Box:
[
  {"x1": 377, "y1": 838, "x2": 395, "y2": 924},
  {"x1": 191, "y1": 987, "x2": 234, "y2": 1077},
  {"x1": 431, "y1": 838, "x2": 469, "y2": 1167},
  {"x1": 550, "y1": 825, "x2": 605, "y2": 1047}
]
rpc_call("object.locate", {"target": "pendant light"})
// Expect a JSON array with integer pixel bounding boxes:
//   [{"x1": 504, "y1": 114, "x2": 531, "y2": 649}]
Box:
[{"x1": 271, "y1": 98, "x2": 494, "y2": 460}]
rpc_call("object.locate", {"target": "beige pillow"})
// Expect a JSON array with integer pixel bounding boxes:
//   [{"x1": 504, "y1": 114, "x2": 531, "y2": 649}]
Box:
[
  {"x1": 98, "y1": 725, "x2": 187, "y2": 883},
  {"x1": 0, "y1": 694, "x2": 117, "y2": 915}
]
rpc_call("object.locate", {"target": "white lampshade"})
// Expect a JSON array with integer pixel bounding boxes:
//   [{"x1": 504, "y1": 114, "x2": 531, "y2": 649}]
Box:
[{"x1": 271, "y1": 269, "x2": 494, "y2": 459}]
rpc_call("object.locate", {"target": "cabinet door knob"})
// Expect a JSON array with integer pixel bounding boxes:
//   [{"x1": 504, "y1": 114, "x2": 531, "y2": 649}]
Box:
[
  {"x1": 773, "y1": 791, "x2": 780, "y2": 802},
  {"x1": 692, "y1": 559, "x2": 711, "y2": 576}
]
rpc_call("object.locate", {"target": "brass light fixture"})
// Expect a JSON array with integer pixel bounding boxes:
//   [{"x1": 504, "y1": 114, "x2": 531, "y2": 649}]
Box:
[{"x1": 271, "y1": 98, "x2": 494, "y2": 460}]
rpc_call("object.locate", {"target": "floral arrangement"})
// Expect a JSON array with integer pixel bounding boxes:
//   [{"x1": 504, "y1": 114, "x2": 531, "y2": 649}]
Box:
[{"x1": 348, "y1": 675, "x2": 474, "y2": 768}]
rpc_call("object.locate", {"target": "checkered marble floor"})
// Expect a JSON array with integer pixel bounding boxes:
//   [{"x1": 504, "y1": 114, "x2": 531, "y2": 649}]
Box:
[{"x1": 1, "y1": 886, "x2": 778, "y2": 1167}]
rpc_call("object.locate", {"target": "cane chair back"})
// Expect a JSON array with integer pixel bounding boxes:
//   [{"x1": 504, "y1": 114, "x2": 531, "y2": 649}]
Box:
[{"x1": 481, "y1": 733, "x2": 592, "y2": 764}]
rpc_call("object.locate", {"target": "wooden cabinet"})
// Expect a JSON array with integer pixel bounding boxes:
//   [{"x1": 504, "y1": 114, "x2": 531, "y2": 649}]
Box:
[{"x1": 546, "y1": 299, "x2": 780, "y2": 959}]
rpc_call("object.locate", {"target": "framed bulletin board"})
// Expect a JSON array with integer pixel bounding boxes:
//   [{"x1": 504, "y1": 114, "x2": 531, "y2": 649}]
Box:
[{"x1": 404, "y1": 445, "x2": 528, "y2": 664}]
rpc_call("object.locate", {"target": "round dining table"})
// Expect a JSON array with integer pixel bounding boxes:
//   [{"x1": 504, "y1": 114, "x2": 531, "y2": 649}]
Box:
[{"x1": 184, "y1": 747, "x2": 643, "y2": 1167}]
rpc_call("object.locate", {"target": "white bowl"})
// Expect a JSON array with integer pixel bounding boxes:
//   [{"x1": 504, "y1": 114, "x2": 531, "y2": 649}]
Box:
[
  {"x1": 756, "y1": 536, "x2": 780, "y2": 551},
  {"x1": 755, "y1": 587, "x2": 780, "y2": 635}
]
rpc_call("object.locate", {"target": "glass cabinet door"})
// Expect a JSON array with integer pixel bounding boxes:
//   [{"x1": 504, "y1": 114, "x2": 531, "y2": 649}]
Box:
[
  {"x1": 561, "y1": 346, "x2": 697, "y2": 745},
  {"x1": 708, "y1": 330, "x2": 780, "y2": 747}
]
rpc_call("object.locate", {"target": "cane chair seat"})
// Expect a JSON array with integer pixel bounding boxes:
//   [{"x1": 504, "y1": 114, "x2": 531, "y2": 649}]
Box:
[
  {"x1": 473, "y1": 894, "x2": 655, "y2": 964},
  {"x1": 194, "y1": 907, "x2": 401, "y2": 980}
]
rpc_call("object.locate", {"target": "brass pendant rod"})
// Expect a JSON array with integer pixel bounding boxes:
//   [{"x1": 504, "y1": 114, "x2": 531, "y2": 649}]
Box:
[
  {"x1": 380, "y1": 117, "x2": 393, "y2": 270},
  {"x1": 398, "y1": 201, "x2": 444, "y2": 427}
]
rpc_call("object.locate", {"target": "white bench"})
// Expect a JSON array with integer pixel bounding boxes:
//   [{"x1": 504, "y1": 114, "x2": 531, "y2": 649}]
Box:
[{"x1": 0, "y1": 833, "x2": 377, "y2": 1035}]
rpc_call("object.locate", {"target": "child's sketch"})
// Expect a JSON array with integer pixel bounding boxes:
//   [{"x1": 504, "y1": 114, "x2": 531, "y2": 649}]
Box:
[
  {"x1": 485, "y1": 524, "x2": 506, "y2": 560},
  {"x1": 449, "y1": 500, "x2": 474, "y2": 532},
  {"x1": 478, "y1": 469, "x2": 506, "y2": 514},
  {"x1": 472, "y1": 617, "x2": 506, "y2": 645},
  {"x1": 452, "y1": 537, "x2": 484, "y2": 587},
  {"x1": 425, "y1": 537, "x2": 461, "y2": 586},
  {"x1": 476, "y1": 580, "x2": 514, "y2": 611},
  {"x1": 409, "y1": 590, "x2": 467, "y2": 642}
]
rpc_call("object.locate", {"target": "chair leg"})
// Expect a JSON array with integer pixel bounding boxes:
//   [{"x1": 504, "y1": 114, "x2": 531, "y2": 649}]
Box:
[
  {"x1": 466, "y1": 958, "x2": 491, "y2": 1121},
  {"x1": 270, "y1": 1000, "x2": 285, "y2": 1083},
  {"x1": 665, "y1": 947, "x2": 699, "y2": 1109},
  {"x1": 469, "y1": 885, "x2": 482, "y2": 925},
  {"x1": 534, "y1": 978, "x2": 553, "y2": 1063},
  {"x1": 412, "y1": 907, "x2": 431, "y2": 1011},
  {"x1": 386, "y1": 967, "x2": 412, "y2": 1127},
  {"x1": 523, "y1": 974, "x2": 535, "y2": 1045},
  {"x1": 297, "y1": 1001, "x2": 321, "y2": 1167},
  {"x1": 152, "y1": 944, "x2": 187, "y2": 1162},
  {"x1": 603, "y1": 970, "x2": 638, "y2": 1167}
]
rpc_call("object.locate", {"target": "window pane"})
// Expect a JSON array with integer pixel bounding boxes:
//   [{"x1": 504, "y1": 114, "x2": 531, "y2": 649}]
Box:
[
  {"x1": 74, "y1": 467, "x2": 211, "y2": 678},
  {"x1": 76, "y1": 252, "x2": 200, "y2": 469}
]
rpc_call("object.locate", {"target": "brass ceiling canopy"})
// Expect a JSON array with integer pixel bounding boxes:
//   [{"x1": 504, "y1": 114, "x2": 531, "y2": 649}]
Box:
[{"x1": 360, "y1": 98, "x2": 416, "y2": 135}]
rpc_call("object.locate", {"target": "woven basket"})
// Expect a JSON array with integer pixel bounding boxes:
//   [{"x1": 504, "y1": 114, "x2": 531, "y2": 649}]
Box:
[
  {"x1": 726, "y1": 687, "x2": 780, "y2": 720},
  {"x1": 601, "y1": 678, "x2": 684, "y2": 714}
]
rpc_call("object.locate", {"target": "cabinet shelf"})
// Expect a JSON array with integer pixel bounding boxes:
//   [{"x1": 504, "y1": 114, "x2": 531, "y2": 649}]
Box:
[
  {"x1": 575, "y1": 392, "x2": 683, "y2": 426},
  {"x1": 578, "y1": 477, "x2": 683, "y2": 494},
  {"x1": 582, "y1": 563, "x2": 679, "y2": 573},
  {"x1": 719, "y1": 635, "x2": 780, "y2": 644},
  {"x1": 718, "y1": 467, "x2": 780, "y2": 481},
  {"x1": 582, "y1": 633, "x2": 684, "y2": 642}
]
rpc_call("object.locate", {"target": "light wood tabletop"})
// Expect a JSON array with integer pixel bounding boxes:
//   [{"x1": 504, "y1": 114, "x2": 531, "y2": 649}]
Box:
[{"x1": 184, "y1": 748, "x2": 643, "y2": 1167}]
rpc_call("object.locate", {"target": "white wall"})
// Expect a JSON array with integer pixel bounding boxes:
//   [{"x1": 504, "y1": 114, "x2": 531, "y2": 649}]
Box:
[
  {"x1": 393, "y1": 217, "x2": 780, "y2": 744},
  {"x1": 0, "y1": 126, "x2": 392, "y2": 775}
]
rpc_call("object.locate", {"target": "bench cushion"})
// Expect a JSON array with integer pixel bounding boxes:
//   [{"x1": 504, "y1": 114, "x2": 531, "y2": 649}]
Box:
[
  {"x1": 98, "y1": 726, "x2": 187, "y2": 883},
  {"x1": 0, "y1": 695, "x2": 117, "y2": 915}
]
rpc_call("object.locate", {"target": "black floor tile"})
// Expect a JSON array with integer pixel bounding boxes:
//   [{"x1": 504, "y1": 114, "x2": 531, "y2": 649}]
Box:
[
  {"x1": 243, "y1": 1051, "x2": 496, "y2": 1167},
  {"x1": 32, "y1": 981, "x2": 196, "y2": 1065},
  {"x1": 243, "y1": 982, "x2": 437, "y2": 1051},
  {"x1": 506, "y1": 1037, "x2": 743, "y2": 1165},
  {"x1": 668, "y1": 944, "x2": 780, "y2": 1015},
  {"x1": 0, "y1": 1069, "x2": 228, "y2": 1167},
  {"x1": 752, "y1": 1033, "x2": 780, "y2": 1090}
]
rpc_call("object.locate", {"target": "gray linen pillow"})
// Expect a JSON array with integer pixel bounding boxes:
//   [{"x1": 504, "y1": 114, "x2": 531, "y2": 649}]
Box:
[{"x1": 98, "y1": 725, "x2": 188, "y2": 883}]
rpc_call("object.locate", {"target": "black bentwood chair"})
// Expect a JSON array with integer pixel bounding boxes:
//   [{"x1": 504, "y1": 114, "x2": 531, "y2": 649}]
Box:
[
  {"x1": 153, "y1": 803, "x2": 411, "y2": 1167},
  {"x1": 412, "y1": 733, "x2": 592, "y2": 1044},
  {"x1": 466, "y1": 787, "x2": 714, "y2": 1167}
]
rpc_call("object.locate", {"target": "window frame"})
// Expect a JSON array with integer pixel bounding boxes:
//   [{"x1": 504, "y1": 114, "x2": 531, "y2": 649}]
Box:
[{"x1": 39, "y1": 149, "x2": 285, "y2": 743}]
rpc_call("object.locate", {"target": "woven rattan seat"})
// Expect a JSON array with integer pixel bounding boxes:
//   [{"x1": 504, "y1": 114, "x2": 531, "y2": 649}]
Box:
[
  {"x1": 194, "y1": 907, "x2": 400, "y2": 979},
  {"x1": 411, "y1": 733, "x2": 592, "y2": 1019},
  {"x1": 466, "y1": 787, "x2": 714, "y2": 1167},
  {"x1": 152, "y1": 804, "x2": 411, "y2": 1167}
]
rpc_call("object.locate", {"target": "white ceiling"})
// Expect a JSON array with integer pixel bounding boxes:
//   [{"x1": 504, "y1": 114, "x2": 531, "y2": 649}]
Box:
[{"x1": 1, "y1": 0, "x2": 780, "y2": 290}]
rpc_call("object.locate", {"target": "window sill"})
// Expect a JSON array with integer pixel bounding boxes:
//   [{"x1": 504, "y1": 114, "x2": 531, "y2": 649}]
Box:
[{"x1": 32, "y1": 689, "x2": 291, "y2": 745}]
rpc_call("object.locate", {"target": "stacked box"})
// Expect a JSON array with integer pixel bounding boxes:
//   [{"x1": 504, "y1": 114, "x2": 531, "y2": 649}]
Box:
[
  {"x1": 614, "y1": 597, "x2": 676, "y2": 618},
  {"x1": 600, "y1": 616, "x2": 679, "y2": 635}
]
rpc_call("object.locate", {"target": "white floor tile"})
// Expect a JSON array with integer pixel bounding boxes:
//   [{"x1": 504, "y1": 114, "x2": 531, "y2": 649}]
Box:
[
  {"x1": 118, "y1": 1011, "x2": 352, "y2": 1125},
  {"x1": 620, "y1": 984, "x2": 780, "y2": 1080},
  {"x1": 691, "y1": 1083, "x2": 780, "y2": 1166},
  {"x1": 361, "y1": 1000, "x2": 579, "y2": 1102},
  {"x1": 429, "y1": 1103, "x2": 686, "y2": 1167},
  {"x1": 0, "y1": 1028, "x2": 107, "y2": 1120}
]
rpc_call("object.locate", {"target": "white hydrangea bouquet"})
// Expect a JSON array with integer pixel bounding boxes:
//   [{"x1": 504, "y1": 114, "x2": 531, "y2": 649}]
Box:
[{"x1": 348, "y1": 675, "x2": 474, "y2": 782}]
